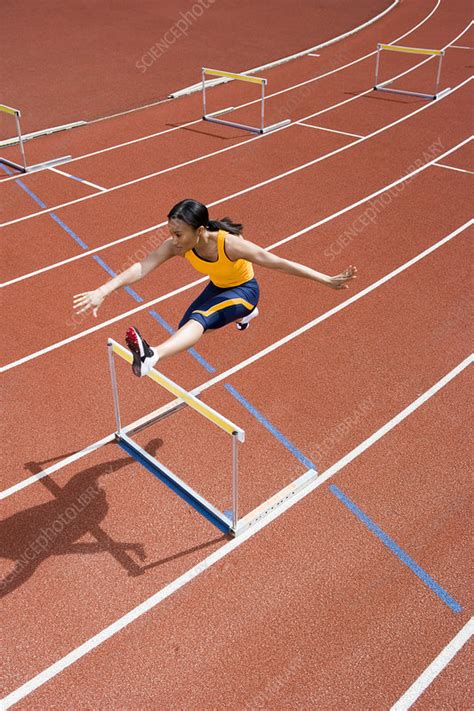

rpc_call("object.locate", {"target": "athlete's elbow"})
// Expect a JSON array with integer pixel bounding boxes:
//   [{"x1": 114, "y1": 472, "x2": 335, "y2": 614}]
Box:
[
  {"x1": 262, "y1": 254, "x2": 286, "y2": 271},
  {"x1": 275, "y1": 256, "x2": 295, "y2": 273}
]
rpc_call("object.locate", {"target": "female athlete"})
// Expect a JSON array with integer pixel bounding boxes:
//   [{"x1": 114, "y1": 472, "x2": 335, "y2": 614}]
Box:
[{"x1": 73, "y1": 199, "x2": 357, "y2": 377}]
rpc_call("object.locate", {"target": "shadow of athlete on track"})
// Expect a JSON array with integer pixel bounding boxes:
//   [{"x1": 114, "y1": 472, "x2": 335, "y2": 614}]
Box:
[
  {"x1": 0, "y1": 438, "x2": 163, "y2": 597},
  {"x1": 1, "y1": 437, "x2": 226, "y2": 597}
]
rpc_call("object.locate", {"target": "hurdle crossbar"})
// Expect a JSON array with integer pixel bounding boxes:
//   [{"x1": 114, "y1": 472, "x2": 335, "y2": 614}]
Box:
[
  {"x1": 374, "y1": 43, "x2": 449, "y2": 100},
  {"x1": 202, "y1": 67, "x2": 291, "y2": 134},
  {"x1": 0, "y1": 104, "x2": 71, "y2": 173},
  {"x1": 107, "y1": 338, "x2": 244, "y2": 535}
]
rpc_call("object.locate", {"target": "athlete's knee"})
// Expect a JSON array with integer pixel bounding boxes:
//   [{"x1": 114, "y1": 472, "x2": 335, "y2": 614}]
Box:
[{"x1": 184, "y1": 314, "x2": 207, "y2": 332}]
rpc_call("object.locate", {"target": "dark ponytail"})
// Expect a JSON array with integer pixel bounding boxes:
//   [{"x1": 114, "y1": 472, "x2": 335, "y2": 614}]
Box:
[{"x1": 167, "y1": 198, "x2": 243, "y2": 235}]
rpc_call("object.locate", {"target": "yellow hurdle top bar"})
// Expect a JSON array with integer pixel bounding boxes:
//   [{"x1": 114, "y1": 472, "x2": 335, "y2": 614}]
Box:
[
  {"x1": 203, "y1": 67, "x2": 266, "y2": 85},
  {"x1": 378, "y1": 43, "x2": 443, "y2": 56},
  {"x1": 109, "y1": 339, "x2": 245, "y2": 441},
  {"x1": 0, "y1": 104, "x2": 20, "y2": 116}
]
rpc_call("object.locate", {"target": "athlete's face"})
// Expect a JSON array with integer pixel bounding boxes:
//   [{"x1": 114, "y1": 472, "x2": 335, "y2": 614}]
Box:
[{"x1": 168, "y1": 218, "x2": 201, "y2": 252}]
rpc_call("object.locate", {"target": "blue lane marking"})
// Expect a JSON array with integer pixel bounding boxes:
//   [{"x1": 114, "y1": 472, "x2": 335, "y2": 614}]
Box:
[
  {"x1": 225, "y1": 383, "x2": 316, "y2": 472},
  {"x1": 329, "y1": 485, "x2": 462, "y2": 613},
  {"x1": 7, "y1": 167, "x2": 314, "y2": 479},
  {"x1": 50, "y1": 213, "x2": 90, "y2": 250},
  {"x1": 123, "y1": 285, "x2": 144, "y2": 302},
  {"x1": 91, "y1": 254, "x2": 116, "y2": 278},
  {"x1": 58, "y1": 171, "x2": 90, "y2": 186},
  {"x1": 15, "y1": 178, "x2": 47, "y2": 208},
  {"x1": 90, "y1": 256, "x2": 144, "y2": 302}
]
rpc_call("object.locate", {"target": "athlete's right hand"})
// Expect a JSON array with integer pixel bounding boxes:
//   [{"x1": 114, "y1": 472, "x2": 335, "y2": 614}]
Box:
[{"x1": 73, "y1": 288, "x2": 105, "y2": 318}]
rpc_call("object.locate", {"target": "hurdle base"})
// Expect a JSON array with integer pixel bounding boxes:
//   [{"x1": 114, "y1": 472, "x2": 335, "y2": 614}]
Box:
[
  {"x1": 261, "y1": 119, "x2": 291, "y2": 134},
  {"x1": 232, "y1": 467, "x2": 318, "y2": 537},
  {"x1": 0, "y1": 154, "x2": 72, "y2": 174},
  {"x1": 27, "y1": 155, "x2": 72, "y2": 172},
  {"x1": 373, "y1": 84, "x2": 451, "y2": 100},
  {"x1": 434, "y1": 87, "x2": 452, "y2": 99},
  {"x1": 117, "y1": 432, "x2": 233, "y2": 535},
  {"x1": 115, "y1": 424, "x2": 319, "y2": 538},
  {"x1": 0, "y1": 157, "x2": 26, "y2": 173},
  {"x1": 203, "y1": 114, "x2": 290, "y2": 135}
]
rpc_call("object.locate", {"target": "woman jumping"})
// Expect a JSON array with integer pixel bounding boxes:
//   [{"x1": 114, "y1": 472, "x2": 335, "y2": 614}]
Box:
[{"x1": 73, "y1": 199, "x2": 357, "y2": 377}]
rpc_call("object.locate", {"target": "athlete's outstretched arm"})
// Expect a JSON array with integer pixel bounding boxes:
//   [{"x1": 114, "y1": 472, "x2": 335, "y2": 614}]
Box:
[
  {"x1": 73, "y1": 238, "x2": 175, "y2": 317},
  {"x1": 225, "y1": 235, "x2": 357, "y2": 289}
]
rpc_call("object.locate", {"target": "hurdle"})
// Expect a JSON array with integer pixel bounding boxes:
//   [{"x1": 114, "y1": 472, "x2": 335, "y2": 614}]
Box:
[
  {"x1": 374, "y1": 44, "x2": 450, "y2": 100},
  {"x1": 108, "y1": 339, "x2": 318, "y2": 536},
  {"x1": 0, "y1": 104, "x2": 71, "y2": 173},
  {"x1": 201, "y1": 67, "x2": 291, "y2": 134},
  {"x1": 107, "y1": 338, "x2": 244, "y2": 535}
]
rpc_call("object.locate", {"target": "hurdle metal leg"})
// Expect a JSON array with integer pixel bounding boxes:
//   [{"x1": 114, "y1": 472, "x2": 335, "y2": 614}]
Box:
[
  {"x1": 107, "y1": 342, "x2": 122, "y2": 435},
  {"x1": 15, "y1": 113, "x2": 27, "y2": 171},
  {"x1": 202, "y1": 67, "x2": 207, "y2": 117},
  {"x1": 374, "y1": 44, "x2": 381, "y2": 88},
  {"x1": 231, "y1": 432, "x2": 239, "y2": 531},
  {"x1": 434, "y1": 52, "x2": 444, "y2": 97}
]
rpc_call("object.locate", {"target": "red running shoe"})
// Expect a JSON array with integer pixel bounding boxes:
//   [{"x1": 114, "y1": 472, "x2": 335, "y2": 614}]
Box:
[{"x1": 125, "y1": 326, "x2": 157, "y2": 377}]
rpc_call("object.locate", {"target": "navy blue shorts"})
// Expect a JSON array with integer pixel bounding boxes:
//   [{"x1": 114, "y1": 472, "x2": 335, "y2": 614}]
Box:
[{"x1": 179, "y1": 278, "x2": 260, "y2": 331}]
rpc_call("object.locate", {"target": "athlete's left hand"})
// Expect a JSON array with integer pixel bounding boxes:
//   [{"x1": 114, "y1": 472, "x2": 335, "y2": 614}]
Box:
[{"x1": 327, "y1": 265, "x2": 357, "y2": 289}]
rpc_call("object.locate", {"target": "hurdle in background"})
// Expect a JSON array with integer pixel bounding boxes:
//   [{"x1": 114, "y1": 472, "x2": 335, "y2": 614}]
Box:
[
  {"x1": 107, "y1": 338, "x2": 244, "y2": 535},
  {"x1": 374, "y1": 44, "x2": 450, "y2": 100},
  {"x1": 0, "y1": 104, "x2": 71, "y2": 173},
  {"x1": 108, "y1": 339, "x2": 318, "y2": 536},
  {"x1": 201, "y1": 67, "x2": 291, "y2": 134}
]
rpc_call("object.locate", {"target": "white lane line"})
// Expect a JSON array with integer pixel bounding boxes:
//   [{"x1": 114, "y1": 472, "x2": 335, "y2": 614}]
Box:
[
  {"x1": 297, "y1": 122, "x2": 364, "y2": 138},
  {"x1": 1, "y1": 73, "x2": 471, "y2": 292},
  {"x1": 432, "y1": 162, "x2": 474, "y2": 175},
  {"x1": 391, "y1": 617, "x2": 474, "y2": 710},
  {"x1": 1, "y1": 353, "x2": 470, "y2": 709},
  {"x1": 308, "y1": 53, "x2": 321, "y2": 57},
  {"x1": 2, "y1": 14, "x2": 468, "y2": 229},
  {"x1": 0, "y1": 0, "x2": 441, "y2": 185},
  {"x1": 49, "y1": 167, "x2": 107, "y2": 192},
  {"x1": 0, "y1": 134, "x2": 470, "y2": 378},
  {"x1": 450, "y1": 45, "x2": 474, "y2": 49},
  {"x1": 0, "y1": 137, "x2": 470, "y2": 373},
  {"x1": 2, "y1": 220, "x2": 471, "y2": 499}
]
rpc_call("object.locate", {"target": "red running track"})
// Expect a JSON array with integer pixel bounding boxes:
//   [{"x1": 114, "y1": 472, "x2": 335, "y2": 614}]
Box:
[
  {"x1": 1, "y1": 0, "x2": 394, "y2": 134},
  {"x1": 1, "y1": 0, "x2": 472, "y2": 707}
]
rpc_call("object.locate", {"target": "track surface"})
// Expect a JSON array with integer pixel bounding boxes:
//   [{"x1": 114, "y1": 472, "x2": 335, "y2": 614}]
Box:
[{"x1": 1, "y1": 0, "x2": 472, "y2": 708}]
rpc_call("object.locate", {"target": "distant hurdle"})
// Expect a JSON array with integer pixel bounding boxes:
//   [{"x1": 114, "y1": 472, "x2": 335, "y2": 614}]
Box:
[
  {"x1": 0, "y1": 104, "x2": 71, "y2": 173},
  {"x1": 107, "y1": 338, "x2": 317, "y2": 536},
  {"x1": 374, "y1": 43, "x2": 451, "y2": 100},
  {"x1": 201, "y1": 67, "x2": 291, "y2": 134}
]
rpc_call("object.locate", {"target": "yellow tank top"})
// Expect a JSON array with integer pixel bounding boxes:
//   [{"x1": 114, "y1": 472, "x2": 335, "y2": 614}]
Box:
[{"x1": 184, "y1": 229, "x2": 254, "y2": 288}]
